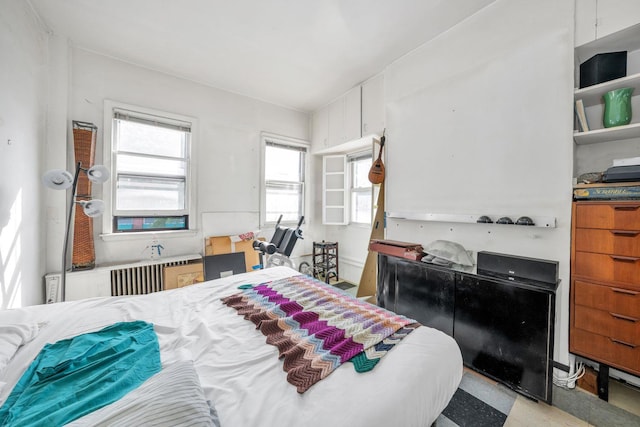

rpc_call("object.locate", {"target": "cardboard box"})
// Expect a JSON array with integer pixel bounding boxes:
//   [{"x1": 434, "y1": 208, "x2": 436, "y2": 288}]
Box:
[{"x1": 164, "y1": 262, "x2": 204, "y2": 290}]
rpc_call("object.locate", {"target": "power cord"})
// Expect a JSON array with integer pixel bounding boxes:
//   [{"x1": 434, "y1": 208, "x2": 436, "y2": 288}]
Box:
[{"x1": 553, "y1": 361, "x2": 586, "y2": 389}]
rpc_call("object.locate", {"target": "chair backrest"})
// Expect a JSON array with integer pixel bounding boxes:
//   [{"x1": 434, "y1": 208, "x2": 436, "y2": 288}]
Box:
[{"x1": 271, "y1": 215, "x2": 304, "y2": 257}]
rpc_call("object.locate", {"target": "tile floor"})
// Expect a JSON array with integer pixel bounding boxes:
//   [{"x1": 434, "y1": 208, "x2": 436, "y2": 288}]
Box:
[
  {"x1": 357, "y1": 284, "x2": 640, "y2": 426},
  {"x1": 505, "y1": 397, "x2": 588, "y2": 427},
  {"x1": 610, "y1": 380, "x2": 640, "y2": 418},
  {"x1": 468, "y1": 369, "x2": 640, "y2": 427}
]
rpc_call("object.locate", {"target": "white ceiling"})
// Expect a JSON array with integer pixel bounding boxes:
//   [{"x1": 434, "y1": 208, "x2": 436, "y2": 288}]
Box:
[{"x1": 28, "y1": 0, "x2": 494, "y2": 112}]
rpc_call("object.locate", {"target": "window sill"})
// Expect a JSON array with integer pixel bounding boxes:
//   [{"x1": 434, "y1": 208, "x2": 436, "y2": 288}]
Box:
[
  {"x1": 324, "y1": 222, "x2": 371, "y2": 229},
  {"x1": 349, "y1": 222, "x2": 372, "y2": 229},
  {"x1": 100, "y1": 229, "x2": 198, "y2": 242}
]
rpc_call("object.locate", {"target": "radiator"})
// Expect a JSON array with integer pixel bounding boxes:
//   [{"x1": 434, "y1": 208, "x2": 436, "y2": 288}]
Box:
[{"x1": 111, "y1": 257, "x2": 198, "y2": 296}]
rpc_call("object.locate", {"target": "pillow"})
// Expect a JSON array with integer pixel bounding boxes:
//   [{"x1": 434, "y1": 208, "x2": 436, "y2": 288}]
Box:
[
  {"x1": 0, "y1": 322, "x2": 41, "y2": 373},
  {"x1": 423, "y1": 240, "x2": 474, "y2": 267},
  {"x1": 68, "y1": 360, "x2": 218, "y2": 426}
]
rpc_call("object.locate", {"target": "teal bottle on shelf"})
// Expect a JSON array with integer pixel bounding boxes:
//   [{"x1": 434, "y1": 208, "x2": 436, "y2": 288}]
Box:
[{"x1": 602, "y1": 87, "x2": 634, "y2": 128}]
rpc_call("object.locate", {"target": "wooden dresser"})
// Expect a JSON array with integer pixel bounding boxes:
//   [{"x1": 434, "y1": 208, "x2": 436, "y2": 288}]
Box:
[{"x1": 570, "y1": 201, "x2": 640, "y2": 398}]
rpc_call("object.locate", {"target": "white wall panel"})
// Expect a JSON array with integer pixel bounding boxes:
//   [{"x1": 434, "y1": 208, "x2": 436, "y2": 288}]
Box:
[
  {"x1": 385, "y1": 0, "x2": 575, "y2": 364},
  {"x1": 0, "y1": 1, "x2": 48, "y2": 307},
  {"x1": 64, "y1": 49, "x2": 309, "y2": 267}
]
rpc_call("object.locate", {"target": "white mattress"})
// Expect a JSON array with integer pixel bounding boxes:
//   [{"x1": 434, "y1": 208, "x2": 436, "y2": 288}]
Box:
[{"x1": 0, "y1": 267, "x2": 462, "y2": 427}]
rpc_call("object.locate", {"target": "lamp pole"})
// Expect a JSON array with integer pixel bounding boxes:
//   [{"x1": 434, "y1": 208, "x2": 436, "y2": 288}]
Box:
[{"x1": 60, "y1": 161, "x2": 82, "y2": 302}]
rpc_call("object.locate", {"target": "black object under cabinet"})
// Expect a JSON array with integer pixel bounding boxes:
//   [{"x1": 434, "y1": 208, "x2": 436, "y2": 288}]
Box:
[{"x1": 377, "y1": 254, "x2": 557, "y2": 404}]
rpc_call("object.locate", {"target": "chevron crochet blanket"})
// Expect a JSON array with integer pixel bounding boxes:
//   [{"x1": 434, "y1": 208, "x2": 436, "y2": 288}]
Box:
[{"x1": 221, "y1": 274, "x2": 420, "y2": 393}]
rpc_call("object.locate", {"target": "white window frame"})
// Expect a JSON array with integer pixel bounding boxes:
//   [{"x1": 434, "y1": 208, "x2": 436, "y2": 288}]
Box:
[
  {"x1": 348, "y1": 151, "x2": 373, "y2": 225},
  {"x1": 101, "y1": 100, "x2": 198, "y2": 239},
  {"x1": 260, "y1": 132, "x2": 309, "y2": 227},
  {"x1": 321, "y1": 140, "x2": 376, "y2": 226}
]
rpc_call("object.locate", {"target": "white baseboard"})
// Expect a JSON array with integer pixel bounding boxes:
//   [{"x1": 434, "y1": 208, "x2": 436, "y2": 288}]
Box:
[{"x1": 339, "y1": 255, "x2": 365, "y2": 269}]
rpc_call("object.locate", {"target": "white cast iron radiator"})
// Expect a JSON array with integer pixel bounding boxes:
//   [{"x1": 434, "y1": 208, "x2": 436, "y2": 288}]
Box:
[
  {"x1": 64, "y1": 254, "x2": 203, "y2": 301},
  {"x1": 111, "y1": 257, "x2": 195, "y2": 296}
]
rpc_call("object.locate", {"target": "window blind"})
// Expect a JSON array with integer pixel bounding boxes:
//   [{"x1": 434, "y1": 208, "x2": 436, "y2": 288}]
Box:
[{"x1": 114, "y1": 109, "x2": 191, "y2": 132}]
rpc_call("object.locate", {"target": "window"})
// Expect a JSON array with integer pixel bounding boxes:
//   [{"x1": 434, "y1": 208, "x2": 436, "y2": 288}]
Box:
[
  {"x1": 105, "y1": 103, "x2": 194, "y2": 234},
  {"x1": 349, "y1": 153, "x2": 373, "y2": 224},
  {"x1": 262, "y1": 134, "x2": 308, "y2": 225}
]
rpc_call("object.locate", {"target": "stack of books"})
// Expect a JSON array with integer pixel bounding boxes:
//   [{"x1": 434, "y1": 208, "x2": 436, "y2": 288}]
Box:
[{"x1": 573, "y1": 156, "x2": 640, "y2": 200}]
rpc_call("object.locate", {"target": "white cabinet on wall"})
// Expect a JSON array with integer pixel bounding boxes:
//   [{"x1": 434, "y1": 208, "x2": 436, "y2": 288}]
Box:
[
  {"x1": 322, "y1": 155, "x2": 348, "y2": 225},
  {"x1": 576, "y1": 0, "x2": 640, "y2": 47},
  {"x1": 328, "y1": 86, "x2": 361, "y2": 148},
  {"x1": 327, "y1": 98, "x2": 344, "y2": 148},
  {"x1": 344, "y1": 86, "x2": 362, "y2": 142},
  {"x1": 312, "y1": 105, "x2": 329, "y2": 151},
  {"x1": 362, "y1": 74, "x2": 385, "y2": 137},
  {"x1": 312, "y1": 77, "x2": 385, "y2": 153}
]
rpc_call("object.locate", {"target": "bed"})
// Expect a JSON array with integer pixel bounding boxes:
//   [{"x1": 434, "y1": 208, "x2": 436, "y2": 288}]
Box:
[{"x1": 0, "y1": 266, "x2": 462, "y2": 426}]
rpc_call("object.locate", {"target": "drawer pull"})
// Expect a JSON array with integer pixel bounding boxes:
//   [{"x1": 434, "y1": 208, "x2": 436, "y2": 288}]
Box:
[
  {"x1": 610, "y1": 338, "x2": 637, "y2": 349},
  {"x1": 610, "y1": 255, "x2": 640, "y2": 262},
  {"x1": 613, "y1": 205, "x2": 640, "y2": 211},
  {"x1": 610, "y1": 230, "x2": 640, "y2": 237},
  {"x1": 610, "y1": 312, "x2": 638, "y2": 323},
  {"x1": 612, "y1": 288, "x2": 639, "y2": 296}
]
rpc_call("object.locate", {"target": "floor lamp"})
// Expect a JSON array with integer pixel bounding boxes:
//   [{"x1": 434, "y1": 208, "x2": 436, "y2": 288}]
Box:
[{"x1": 43, "y1": 161, "x2": 110, "y2": 301}]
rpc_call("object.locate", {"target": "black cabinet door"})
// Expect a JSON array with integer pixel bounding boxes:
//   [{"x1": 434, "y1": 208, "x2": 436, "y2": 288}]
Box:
[
  {"x1": 386, "y1": 256, "x2": 455, "y2": 336},
  {"x1": 377, "y1": 253, "x2": 396, "y2": 309},
  {"x1": 454, "y1": 274, "x2": 552, "y2": 402}
]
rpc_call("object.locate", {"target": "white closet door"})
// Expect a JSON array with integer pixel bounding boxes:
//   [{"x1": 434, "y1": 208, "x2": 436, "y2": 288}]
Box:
[{"x1": 322, "y1": 155, "x2": 348, "y2": 225}]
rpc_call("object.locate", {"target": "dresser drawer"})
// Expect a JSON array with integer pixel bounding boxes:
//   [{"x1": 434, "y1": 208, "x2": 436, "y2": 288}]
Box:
[
  {"x1": 574, "y1": 280, "x2": 640, "y2": 316},
  {"x1": 574, "y1": 252, "x2": 640, "y2": 285},
  {"x1": 574, "y1": 228, "x2": 640, "y2": 257},
  {"x1": 574, "y1": 202, "x2": 640, "y2": 230},
  {"x1": 574, "y1": 305, "x2": 639, "y2": 343},
  {"x1": 571, "y1": 328, "x2": 640, "y2": 374}
]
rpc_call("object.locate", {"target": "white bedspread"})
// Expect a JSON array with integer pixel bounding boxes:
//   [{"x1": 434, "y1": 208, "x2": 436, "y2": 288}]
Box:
[{"x1": 0, "y1": 267, "x2": 462, "y2": 427}]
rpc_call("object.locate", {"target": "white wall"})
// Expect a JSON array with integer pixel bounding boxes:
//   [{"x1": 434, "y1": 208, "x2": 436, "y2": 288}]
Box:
[
  {"x1": 384, "y1": 0, "x2": 575, "y2": 364},
  {"x1": 0, "y1": 0, "x2": 48, "y2": 308},
  {"x1": 323, "y1": 224, "x2": 370, "y2": 283},
  {"x1": 43, "y1": 48, "x2": 310, "y2": 272},
  {"x1": 43, "y1": 34, "x2": 70, "y2": 290}
]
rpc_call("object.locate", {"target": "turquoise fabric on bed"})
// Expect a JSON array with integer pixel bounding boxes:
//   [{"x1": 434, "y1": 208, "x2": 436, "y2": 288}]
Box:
[{"x1": 0, "y1": 320, "x2": 161, "y2": 427}]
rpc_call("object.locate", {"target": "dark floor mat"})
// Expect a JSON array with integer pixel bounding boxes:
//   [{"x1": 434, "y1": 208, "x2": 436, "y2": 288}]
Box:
[{"x1": 334, "y1": 281, "x2": 356, "y2": 290}]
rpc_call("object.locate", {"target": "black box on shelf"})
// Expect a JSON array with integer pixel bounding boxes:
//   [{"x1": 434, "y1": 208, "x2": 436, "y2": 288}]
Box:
[
  {"x1": 579, "y1": 51, "x2": 627, "y2": 88},
  {"x1": 603, "y1": 165, "x2": 640, "y2": 183},
  {"x1": 477, "y1": 251, "x2": 558, "y2": 287}
]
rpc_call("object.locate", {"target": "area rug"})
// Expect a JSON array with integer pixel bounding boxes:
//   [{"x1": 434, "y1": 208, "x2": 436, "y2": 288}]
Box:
[
  {"x1": 435, "y1": 372, "x2": 517, "y2": 427},
  {"x1": 333, "y1": 281, "x2": 356, "y2": 291}
]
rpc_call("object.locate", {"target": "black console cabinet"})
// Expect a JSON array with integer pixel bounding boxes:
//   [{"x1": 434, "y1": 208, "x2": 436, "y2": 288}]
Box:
[
  {"x1": 377, "y1": 254, "x2": 556, "y2": 404},
  {"x1": 378, "y1": 253, "x2": 455, "y2": 336}
]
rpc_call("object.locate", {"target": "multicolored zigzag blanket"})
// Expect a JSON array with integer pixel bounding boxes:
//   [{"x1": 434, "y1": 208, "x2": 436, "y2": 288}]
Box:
[{"x1": 221, "y1": 274, "x2": 420, "y2": 393}]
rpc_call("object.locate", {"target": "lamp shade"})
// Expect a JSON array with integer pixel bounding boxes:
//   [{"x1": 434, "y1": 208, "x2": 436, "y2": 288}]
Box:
[
  {"x1": 79, "y1": 199, "x2": 105, "y2": 217},
  {"x1": 43, "y1": 169, "x2": 74, "y2": 190},
  {"x1": 86, "y1": 165, "x2": 110, "y2": 184}
]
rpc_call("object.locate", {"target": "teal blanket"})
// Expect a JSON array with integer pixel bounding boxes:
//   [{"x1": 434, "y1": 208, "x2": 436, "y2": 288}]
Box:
[{"x1": 0, "y1": 321, "x2": 161, "y2": 427}]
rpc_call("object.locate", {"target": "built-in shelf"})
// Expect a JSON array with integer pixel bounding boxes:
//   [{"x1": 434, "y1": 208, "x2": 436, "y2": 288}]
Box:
[
  {"x1": 573, "y1": 23, "x2": 640, "y2": 147},
  {"x1": 575, "y1": 22, "x2": 640, "y2": 64},
  {"x1": 574, "y1": 72, "x2": 640, "y2": 107},
  {"x1": 386, "y1": 212, "x2": 556, "y2": 228},
  {"x1": 573, "y1": 122, "x2": 640, "y2": 145}
]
